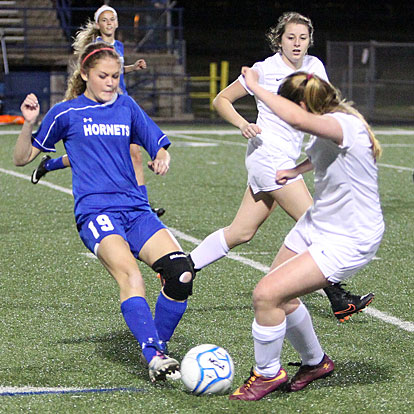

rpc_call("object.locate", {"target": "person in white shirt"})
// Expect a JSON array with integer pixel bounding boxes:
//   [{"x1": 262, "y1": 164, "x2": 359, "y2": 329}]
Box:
[
  {"x1": 189, "y1": 11, "x2": 374, "y2": 321},
  {"x1": 229, "y1": 68, "x2": 384, "y2": 401}
]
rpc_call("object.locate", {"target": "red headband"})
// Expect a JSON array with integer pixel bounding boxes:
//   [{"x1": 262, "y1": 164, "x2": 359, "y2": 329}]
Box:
[{"x1": 81, "y1": 47, "x2": 114, "y2": 67}]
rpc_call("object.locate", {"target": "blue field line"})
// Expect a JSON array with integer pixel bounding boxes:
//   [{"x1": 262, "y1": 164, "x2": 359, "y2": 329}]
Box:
[{"x1": 0, "y1": 386, "x2": 145, "y2": 397}]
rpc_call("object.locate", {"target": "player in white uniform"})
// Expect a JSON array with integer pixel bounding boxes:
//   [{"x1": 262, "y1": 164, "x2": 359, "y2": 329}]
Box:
[
  {"x1": 230, "y1": 69, "x2": 384, "y2": 401},
  {"x1": 189, "y1": 11, "x2": 373, "y2": 321}
]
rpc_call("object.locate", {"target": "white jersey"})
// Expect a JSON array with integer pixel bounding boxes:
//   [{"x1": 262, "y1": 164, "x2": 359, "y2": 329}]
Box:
[
  {"x1": 238, "y1": 53, "x2": 329, "y2": 193},
  {"x1": 305, "y1": 112, "x2": 384, "y2": 247},
  {"x1": 284, "y1": 112, "x2": 384, "y2": 282}
]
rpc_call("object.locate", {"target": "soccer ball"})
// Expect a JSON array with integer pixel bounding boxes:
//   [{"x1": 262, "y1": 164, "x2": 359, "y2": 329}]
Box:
[{"x1": 180, "y1": 344, "x2": 234, "y2": 395}]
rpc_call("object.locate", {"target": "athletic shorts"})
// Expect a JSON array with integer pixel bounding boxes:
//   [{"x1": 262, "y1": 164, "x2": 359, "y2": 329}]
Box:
[
  {"x1": 284, "y1": 212, "x2": 381, "y2": 284},
  {"x1": 245, "y1": 136, "x2": 303, "y2": 194},
  {"x1": 77, "y1": 210, "x2": 166, "y2": 258}
]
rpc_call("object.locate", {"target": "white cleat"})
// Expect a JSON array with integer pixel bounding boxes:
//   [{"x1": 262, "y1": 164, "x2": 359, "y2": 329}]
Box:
[{"x1": 148, "y1": 355, "x2": 180, "y2": 383}]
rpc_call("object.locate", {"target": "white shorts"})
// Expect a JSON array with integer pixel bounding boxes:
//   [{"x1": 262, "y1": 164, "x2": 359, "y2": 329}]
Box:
[
  {"x1": 245, "y1": 135, "x2": 302, "y2": 194},
  {"x1": 284, "y1": 212, "x2": 381, "y2": 283}
]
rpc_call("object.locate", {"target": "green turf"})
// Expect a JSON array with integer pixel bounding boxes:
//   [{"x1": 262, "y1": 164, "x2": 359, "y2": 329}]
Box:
[{"x1": 0, "y1": 125, "x2": 413, "y2": 413}]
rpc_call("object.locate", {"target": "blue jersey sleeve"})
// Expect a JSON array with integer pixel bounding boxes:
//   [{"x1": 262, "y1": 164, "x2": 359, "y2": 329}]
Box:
[
  {"x1": 128, "y1": 97, "x2": 171, "y2": 159},
  {"x1": 32, "y1": 102, "x2": 69, "y2": 152}
]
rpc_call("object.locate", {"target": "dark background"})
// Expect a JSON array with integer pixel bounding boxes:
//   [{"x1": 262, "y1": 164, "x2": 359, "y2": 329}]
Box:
[
  {"x1": 173, "y1": 0, "x2": 414, "y2": 77},
  {"x1": 72, "y1": 1, "x2": 414, "y2": 79}
]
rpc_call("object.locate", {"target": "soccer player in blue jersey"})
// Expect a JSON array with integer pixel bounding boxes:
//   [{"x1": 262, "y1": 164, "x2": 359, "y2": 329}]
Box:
[
  {"x1": 14, "y1": 42, "x2": 194, "y2": 382},
  {"x1": 30, "y1": 5, "x2": 165, "y2": 217}
]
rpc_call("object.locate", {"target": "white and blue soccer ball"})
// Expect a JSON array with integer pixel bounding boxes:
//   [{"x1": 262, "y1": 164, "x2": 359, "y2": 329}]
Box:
[{"x1": 180, "y1": 344, "x2": 234, "y2": 395}]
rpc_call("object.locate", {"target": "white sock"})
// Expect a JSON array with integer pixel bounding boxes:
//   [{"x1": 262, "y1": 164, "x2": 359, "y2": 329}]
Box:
[
  {"x1": 285, "y1": 302, "x2": 324, "y2": 366},
  {"x1": 252, "y1": 318, "x2": 286, "y2": 378},
  {"x1": 190, "y1": 228, "x2": 229, "y2": 270}
]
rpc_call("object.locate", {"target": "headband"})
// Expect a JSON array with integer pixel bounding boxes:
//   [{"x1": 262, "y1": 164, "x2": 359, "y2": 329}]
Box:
[
  {"x1": 94, "y1": 5, "x2": 117, "y2": 23},
  {"x1": 81, "y1": 47, "x2": 114, "y2": 66},
  {"x1": 306, "y1": 73, "x2": 314, "y2": 81}
]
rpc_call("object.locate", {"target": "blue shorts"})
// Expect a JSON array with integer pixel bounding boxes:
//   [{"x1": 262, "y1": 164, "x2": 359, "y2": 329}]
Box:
[{"x1": 77, "y1": 210, "x2": 166, "y2": 258}]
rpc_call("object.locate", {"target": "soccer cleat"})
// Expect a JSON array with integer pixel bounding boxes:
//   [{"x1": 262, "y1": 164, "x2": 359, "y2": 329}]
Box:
[
  {"x1": 323, "y1": 283, "x2": 374, "y2": 322},
  {"x1": 31, "y1": 155, "x2": 51, "y2": 184},
  {"x1": 229, "y1": 367, "x2": 288, "y2": 401},
  {"x1": 288, "y1": 354, "x2": 334, "y2": 392},
  {"x1": 148, "y1": 353, "x2": 180, "y2": 383},
  {"x1": 151, "y1": 206, "x2": 166, "y2": 217}
]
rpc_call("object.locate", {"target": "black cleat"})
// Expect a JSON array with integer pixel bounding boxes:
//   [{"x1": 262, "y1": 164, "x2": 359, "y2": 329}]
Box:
[
  {"x1": 31, "y1": 155, "x2": 51, "y2": 184},
  {"x1": 323, "y1": 283, "x2": 374, "y2": 322},
  {"x1": 151, "y1": 207, "x2": 166, "y2": 217}
]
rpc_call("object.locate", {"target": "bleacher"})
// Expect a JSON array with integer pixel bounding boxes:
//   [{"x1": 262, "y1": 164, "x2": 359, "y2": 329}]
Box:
[{"x1": 0, "y1": 0, "x2": 193, "y2": 120}]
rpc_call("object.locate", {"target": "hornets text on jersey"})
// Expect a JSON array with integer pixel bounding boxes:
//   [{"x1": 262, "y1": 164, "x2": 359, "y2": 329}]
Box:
[{"x1": 31, "y1": 93, "x2": 170, "y2": 222}]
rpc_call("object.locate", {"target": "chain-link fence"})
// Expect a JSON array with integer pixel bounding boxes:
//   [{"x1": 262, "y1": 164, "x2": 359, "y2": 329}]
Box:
[{"x1": 327, "y1": 41, "x2": 414, "y2": 123}]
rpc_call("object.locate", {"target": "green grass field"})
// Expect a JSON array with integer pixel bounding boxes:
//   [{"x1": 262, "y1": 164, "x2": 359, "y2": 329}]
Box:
[{"x1": 0, "y1": 124, "x2": 413, "y2": 413}]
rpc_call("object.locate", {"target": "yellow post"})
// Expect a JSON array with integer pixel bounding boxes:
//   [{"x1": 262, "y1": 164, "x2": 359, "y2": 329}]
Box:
[
  {"x1": 209, "y1": 62, "x2": 217, "y2": 111},
  {"x1": 220, "y1": 60, "x2": 229, "y2": 91}
]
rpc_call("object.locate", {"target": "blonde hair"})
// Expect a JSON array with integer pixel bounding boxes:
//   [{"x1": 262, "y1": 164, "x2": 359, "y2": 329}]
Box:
[
  {"x1": 64, "y1": 42, "x2": 120, "y2": 101},
  {"x1": 72, "y1": 19, "x2": 100, "y2": 56},
  {"x1": 278, "y1": 72, "x2": 382, "y2": 160},
  {"x1": 266, "y1": 11, "x2": 314, "y2": 53}
]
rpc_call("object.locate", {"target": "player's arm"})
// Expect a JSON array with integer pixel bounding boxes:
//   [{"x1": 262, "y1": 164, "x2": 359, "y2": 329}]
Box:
[
  {"x1": 213, "y1": 79, "x2": 262, "y2": 139},
  {"x1": 242, "y1": 67, "x2": 343, "y2": 144},
  {"x1": 13, "y1": 93, "x2": 42, "y2": 166},
  {"x1": 147, "y1": 147, "x2": 170, "y2": 176},
  {"x1": 124, "y1": 59, "x2": 147, "y2": 73},
  {"x1": 130, "y1": 144, "x2": 145, "y2": 185},
  {"x1": 276, "y1": 158, "x2": 314, "y2": 185}
]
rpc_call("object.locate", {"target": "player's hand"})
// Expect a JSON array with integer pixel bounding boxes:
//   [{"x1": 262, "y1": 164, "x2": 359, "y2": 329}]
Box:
[
  {"x1": 21, "y1": 93, "x2": 40, "y2": 124},
  {"x1": 276, "y1": 168, "x2": 298, "y2": 185},
  {"x1": 133, "y1": 59, "x2": 147, "y2": 71},
  {"x1": 148, "y1": 159, "x2": 169, "y2": 175},
  {"x1": 241, "y1": 66, "x2": 259, "y2": 89},
  {"x1": 148, "y1": 148, "x2": 170, "y2": 175},
  {"x1": 240, "y1": 122, "x2": 261, "y2": 139}
]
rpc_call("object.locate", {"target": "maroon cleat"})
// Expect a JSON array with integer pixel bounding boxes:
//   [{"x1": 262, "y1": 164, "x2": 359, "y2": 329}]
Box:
[
  {"x1": 288, "y1": 354, "x2": 334, "y2": 392},
  {"x1": 229, "y1": 367, "x2": 288, "y2": 401}
]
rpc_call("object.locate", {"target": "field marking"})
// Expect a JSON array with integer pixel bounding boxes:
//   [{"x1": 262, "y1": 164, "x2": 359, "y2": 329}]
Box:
[
  {"x1": 376, "y1": 163, "x2": 412, "y2": 172},
  {"x1": 0, "y1": 386, "x2": 145, "y2": 397},
  {"x1": 1, "y1": 166, "x2": 414, "y2": 333}
]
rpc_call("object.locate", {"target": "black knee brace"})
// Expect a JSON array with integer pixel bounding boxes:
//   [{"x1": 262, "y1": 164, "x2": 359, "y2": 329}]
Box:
[{"x1": 152, "y1": 251, "x2": 195, "y2": 301}]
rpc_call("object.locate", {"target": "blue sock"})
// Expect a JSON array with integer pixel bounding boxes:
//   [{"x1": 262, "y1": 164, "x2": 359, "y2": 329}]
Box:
[
  {"x1": 138, "y1": 185, "x2": 148, "y2": 199},
  {"x1": 154, "y1": 293, "x2": 187, "y2": 347},
  {"x1": 45, "y1": 156, "x2": 66, "y2": 171},
  {"x1": 121, "y1": 296, "x2": 159, "y2": 363}
]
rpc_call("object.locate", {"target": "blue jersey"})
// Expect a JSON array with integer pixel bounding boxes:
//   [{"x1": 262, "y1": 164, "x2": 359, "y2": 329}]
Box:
[
  {"x1": 32, "y1": 93, "x2": 170, "y2": 221},
  {"x1": 96, "y1": 37, "x2": 127, "y2": 94}
]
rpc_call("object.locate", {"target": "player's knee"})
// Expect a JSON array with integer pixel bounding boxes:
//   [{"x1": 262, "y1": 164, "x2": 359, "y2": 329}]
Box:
[
  {"x1": 152, "y1": 251, "x2": 195, "y2": 301},
  {"x1": 253, "y1": 283, "x2": 279, "y2": 309}
]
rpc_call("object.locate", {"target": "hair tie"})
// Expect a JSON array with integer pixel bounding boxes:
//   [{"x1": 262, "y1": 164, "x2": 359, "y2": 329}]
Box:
[
  {"x1": 81, "y1": 47, "x2": 114, "y2": 67},
  {"x1": 306, "y1": 73, "x2": 314, "y2": 81}
]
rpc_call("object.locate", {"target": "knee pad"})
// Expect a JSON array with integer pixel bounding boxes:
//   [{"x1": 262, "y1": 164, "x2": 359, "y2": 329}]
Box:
[{"x1": 152, "y1": 251, "x2": 195, "y2": 301}]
